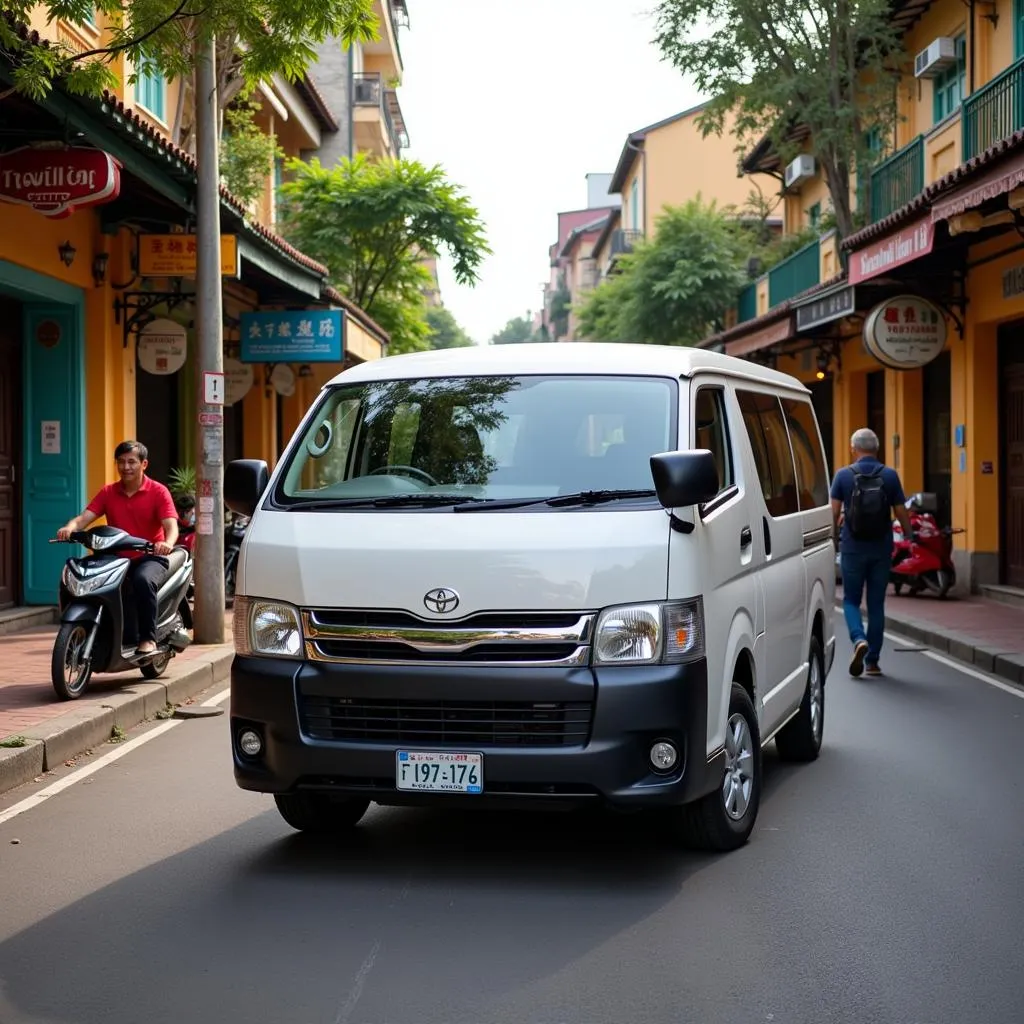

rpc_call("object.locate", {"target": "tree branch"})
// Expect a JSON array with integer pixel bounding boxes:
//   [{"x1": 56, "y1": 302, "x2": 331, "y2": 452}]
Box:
[{"x1": 70, "y1": 0, "x2": 205, "y2": 64}]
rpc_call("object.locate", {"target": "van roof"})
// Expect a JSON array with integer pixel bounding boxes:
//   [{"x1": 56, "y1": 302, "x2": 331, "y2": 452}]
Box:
[{"x1": 329, "y1": 342, "x2": 809, "y2": 392}]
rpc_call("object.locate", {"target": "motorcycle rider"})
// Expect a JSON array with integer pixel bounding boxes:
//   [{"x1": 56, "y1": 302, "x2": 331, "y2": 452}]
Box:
[{"x1": 56, "y1": 440, "x2": 179, "y2": 657}]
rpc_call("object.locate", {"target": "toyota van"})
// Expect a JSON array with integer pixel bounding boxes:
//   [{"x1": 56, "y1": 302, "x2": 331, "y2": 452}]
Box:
[{"x1": 224, "y1": 343, "x2": 836, "y2": 851}]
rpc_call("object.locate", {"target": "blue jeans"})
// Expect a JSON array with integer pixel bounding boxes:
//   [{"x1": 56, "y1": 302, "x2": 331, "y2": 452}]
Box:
[{"x1": 841, "y1": 550, "x2": 891, "y2": 666}]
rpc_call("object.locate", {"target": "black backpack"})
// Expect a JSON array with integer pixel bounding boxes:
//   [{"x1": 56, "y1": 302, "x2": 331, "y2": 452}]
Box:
[{"x1": 846, "y1": 465, "x2": 891, "y2": 541}]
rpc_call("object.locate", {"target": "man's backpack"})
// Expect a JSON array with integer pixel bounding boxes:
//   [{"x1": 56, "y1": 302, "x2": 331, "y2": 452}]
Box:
[{"x1": 846, "y1": 465, "x2": 891, "y2": 541}]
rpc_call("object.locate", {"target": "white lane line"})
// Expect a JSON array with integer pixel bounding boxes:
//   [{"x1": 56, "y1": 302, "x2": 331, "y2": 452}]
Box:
[
  {"x1": 334, "y1": 939, "x2": 382, "y2": 1024},
  {"x1": 834, "y1": 605, "x2": 1024, "y2": 701},
  {"x1": 0, "y1": 686, "x2": 231, "y2": 826}
]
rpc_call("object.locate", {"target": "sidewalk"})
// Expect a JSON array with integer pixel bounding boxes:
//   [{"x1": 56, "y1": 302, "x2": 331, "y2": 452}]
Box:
[
  {"x1": 0, "y1": 614, "x2": 234, "y2": 797},
  {"x1": 837, "y1": 586, "x2": 1024, "y2": 684}
]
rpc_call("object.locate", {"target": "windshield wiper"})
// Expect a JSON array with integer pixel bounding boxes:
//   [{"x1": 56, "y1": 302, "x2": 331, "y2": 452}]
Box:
[
  {"x1": 283, "y1": 494, "x2": 488, "y2": 510},
  {"x1": 455, "y1": 489, "x2": 658, "y2": 512}
]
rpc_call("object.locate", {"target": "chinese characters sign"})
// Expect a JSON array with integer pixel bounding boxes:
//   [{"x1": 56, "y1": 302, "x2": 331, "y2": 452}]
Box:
[
  {"x1": 0, "y1": 146, "x2": 121, "y2": 219},
  {"x1": 849, "y1": 217, "x2": 933, "y2": 284},
  {"x1": 239, "y1": 309, "x2": 344, "y2": 363},
  {"x1": 863, "y1": 295, "x2": 947, "y2": 370},
  {"x1": 139, "y1": 234, "x2": 239, "y2": 277}
]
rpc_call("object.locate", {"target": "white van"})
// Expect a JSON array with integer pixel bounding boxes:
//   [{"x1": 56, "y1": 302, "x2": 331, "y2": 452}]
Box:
[{"x1": 225, "y1": 343, "x2": 836, "y2": 851}]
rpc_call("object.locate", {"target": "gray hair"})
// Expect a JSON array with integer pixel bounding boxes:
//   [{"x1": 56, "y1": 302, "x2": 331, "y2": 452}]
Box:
[{"x1": 850, "y1": 428, "x2": 880, "y2": 454}]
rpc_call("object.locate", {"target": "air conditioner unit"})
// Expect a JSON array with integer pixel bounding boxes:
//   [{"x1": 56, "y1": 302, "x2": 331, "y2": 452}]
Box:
[
  {"x1": 914, "y1": 37, "x2": 957, "y2": 79},
  {"x1": 784, "y1": 155, "x2": 816, "y2": 191}
]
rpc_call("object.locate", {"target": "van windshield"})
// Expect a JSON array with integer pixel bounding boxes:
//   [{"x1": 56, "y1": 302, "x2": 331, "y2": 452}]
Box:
[{"x1": 274, "y1": 374, "x2": 677, "y2": 509}]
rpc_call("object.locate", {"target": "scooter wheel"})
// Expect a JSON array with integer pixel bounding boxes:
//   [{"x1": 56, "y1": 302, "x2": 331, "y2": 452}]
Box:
[
  {"x1": 51, "y1": 622, "x2": 94, "y2": 700},
  {"x1": 141, "y1": 652, "x2": 172, "y2": 679}
]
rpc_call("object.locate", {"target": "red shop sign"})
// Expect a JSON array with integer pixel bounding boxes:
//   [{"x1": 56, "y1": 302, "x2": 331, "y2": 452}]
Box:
[
  {"x1": 0, "y1": 146, "x2": 121, "y2": 219},
  {"x1": 849, "y1": 216, "x2": 934, "y2": 284}
]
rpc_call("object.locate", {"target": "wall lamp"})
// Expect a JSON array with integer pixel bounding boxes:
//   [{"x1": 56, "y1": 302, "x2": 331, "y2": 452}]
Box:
[
  {"x1": 92, "y1": 251, "x2": 109, "y2": 288},
  {"x1": 58, "y1": 240, "x2": 77, "y2": 267}
]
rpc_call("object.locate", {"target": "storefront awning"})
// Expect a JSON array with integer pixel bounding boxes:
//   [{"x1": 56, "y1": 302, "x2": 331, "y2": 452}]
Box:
[{"x1": 930, "y1": 151, "x2": 1024, "y2": 223}]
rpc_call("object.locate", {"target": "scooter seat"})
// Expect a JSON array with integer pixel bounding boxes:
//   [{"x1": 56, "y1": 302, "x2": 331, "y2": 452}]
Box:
[{"x1": 165, "y1": 548, "x2": 188, "y2": 574}]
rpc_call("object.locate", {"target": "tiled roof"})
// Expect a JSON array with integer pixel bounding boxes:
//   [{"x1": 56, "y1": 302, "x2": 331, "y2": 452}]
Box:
[
  {"x1": 2, "y1": 12, "x2": 328, "y2": 279},
  {"x1": 843, "y1": 128, "x2": 1024, "y2": 250},
  {"x1": 322, "y1": 286, "x2": 390, "y2": 345}
]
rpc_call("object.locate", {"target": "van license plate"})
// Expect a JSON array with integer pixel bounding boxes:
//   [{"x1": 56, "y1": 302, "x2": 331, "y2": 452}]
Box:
[{"x1": 396, "y1": 751, "x2": 483, "y2": 794}]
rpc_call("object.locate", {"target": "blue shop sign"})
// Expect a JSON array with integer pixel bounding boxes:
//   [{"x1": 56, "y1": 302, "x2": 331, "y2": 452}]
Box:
[{"x1": 240, "y1": 309, "x2": 344, "y2": 362}]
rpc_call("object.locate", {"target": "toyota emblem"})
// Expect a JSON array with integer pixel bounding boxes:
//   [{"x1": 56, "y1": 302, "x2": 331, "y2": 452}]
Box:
[{"x1": 423, "y1": 588, "x2": 460, "y2": 614}]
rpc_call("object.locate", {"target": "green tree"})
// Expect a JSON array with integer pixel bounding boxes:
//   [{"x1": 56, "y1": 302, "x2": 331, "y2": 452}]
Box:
[
  {"x1": 220, "y1": 99, "x2": 284, "y2": 207},
  {"x1": 425, "y1": 306, "x2": 475, "y2": 349},
  {"x1": 278, "y1": 155, "x2": 490, "y2": 354},
  {"x1": 576, "y1": 197, "x2": 748, "y2": 346},
  {"x1": 490, "y1": 315, "x2": 534, "y2": 345},
  {"x1": 653, "y1": 0, "x2": 902, "y2": 239}
]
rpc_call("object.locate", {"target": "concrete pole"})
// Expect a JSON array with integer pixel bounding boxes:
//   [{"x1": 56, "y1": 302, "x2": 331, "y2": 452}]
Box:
[{"x1": 192, "y1": 34, "x2": 226, "y2": 644}]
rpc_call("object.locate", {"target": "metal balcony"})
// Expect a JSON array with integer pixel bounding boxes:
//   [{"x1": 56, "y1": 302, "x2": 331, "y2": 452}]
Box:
[
  {"x1": 767, "y1": 239, "x2": 820, "y2": 307},
  {"x1": 610, "y1": 229, "x2": 643, "y2": 257},
  {"x1": 963, "y1": 55, "x2": 1024, "y2": 160},
  {"x1": 869, "y1": 135, "x2": 924, "y2": 223},
  {"x1": 352, "y1": 72, "x2": 407, "y2": 155}
]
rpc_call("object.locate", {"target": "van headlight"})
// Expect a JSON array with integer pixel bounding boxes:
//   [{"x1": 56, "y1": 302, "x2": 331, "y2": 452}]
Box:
[
  {"x1": 593, "y1": 599, "x2": 705, "y2": 666},
  {"x1": 234, "y1": 596, "x2": 303, "y2": 659}
]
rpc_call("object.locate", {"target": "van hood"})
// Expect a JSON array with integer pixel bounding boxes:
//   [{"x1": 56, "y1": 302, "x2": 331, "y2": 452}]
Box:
[{"x1": 238, "y1": 509, "x2": 670, "y2": 615}]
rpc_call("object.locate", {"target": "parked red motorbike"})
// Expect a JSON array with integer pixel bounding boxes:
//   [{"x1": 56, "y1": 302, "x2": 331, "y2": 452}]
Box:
[{"x1": 890, "y1": 492, "x2": 964, "y2": 599}]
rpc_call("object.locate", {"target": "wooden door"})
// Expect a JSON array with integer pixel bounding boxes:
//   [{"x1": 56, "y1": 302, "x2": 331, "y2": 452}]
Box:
[
  {"x1": 0, "y1": 299, "x2": 22, "y2": 608},
  {"x1": 1003, "y1": 362, "x2": 1024, "y2": 588}
]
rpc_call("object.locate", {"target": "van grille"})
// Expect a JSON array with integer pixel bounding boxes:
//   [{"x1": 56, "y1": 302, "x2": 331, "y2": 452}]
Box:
[
  {"x1": 302, "y1": 609, "x2": 595, "y2": 667},
  {"x1": 298, "y1": 696, "x2": 593, "y2": 747}
]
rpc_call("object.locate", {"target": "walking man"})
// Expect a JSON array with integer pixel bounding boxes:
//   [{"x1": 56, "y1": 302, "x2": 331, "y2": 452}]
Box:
[{"x1": 830, "y1": 428, "x2": 914, "y2": 677}]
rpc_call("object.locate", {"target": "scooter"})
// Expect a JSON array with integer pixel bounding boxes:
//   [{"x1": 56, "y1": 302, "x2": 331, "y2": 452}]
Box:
[
  {"x1": 50, "y1": 526, "x2": 194, "y2": 700},
  {"x1": 890, "y1": 492, "x2": 964, "y2": 599},
  {"x1": 224, "y1": 511, "x2": 249, "y2": 600}
]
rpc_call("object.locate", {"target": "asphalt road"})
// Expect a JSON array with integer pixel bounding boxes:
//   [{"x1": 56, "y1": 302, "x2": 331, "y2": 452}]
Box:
[{"x1": 1, "y1": 611, "x2": 1022, "y2": 1024}]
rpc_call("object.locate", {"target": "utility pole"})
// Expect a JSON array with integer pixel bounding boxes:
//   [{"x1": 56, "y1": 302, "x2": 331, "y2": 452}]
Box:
[{"x1": 193, "y1": 34, "x2": 226, "y2": 645}]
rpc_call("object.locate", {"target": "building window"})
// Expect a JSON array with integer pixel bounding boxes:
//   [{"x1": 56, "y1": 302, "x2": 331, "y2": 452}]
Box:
[
  {"x1": 933, "y1": 35, "x2": 966, "y2": 124},
  {"x1": 808, "y1": 202, "x2": 821, "y2": 229},
  {"x1": 630, "y1": 178, "x2": 639, "y2": 231},
  {"x1": 81, "y1": 6, "x2": 96, "y2": 26},
  {"x1": 137, "y1": 60, "x2": 166, "y2": 122}
]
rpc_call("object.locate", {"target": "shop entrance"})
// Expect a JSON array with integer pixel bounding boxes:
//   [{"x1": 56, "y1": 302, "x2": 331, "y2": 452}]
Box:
[
  {"x1": 808, "y1": 377, "x2": 834, "y2": 475},
  {"x1": 0, "y1": 298, "x2": 23, "y2": 608},
  {"x1": 999, "y1": 324, "x2": 1024, "y2": 588},
  {"x1": 136, "y1": 368, "x2": 181, "y2": 484},
  {"x1": 923, "y1": 351, "x2": 952, "y2": 527},
  {"x1": 867, "y1": 369, "x2": 886, "y2": 463}
]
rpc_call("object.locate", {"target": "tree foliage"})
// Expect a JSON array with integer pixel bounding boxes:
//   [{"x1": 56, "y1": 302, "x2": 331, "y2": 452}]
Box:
[
  {"x1": 490, "y1": 315, "x2": 535, "y2": 345},
  {"x1": 278, "y1": 155, "x2": 489, "y2": 355},
  {"x1": 653, "y1": 0, "x2": 903, "y2": 239},
  {"x1": 220, "y1": 99, "x2": 283, "y2": 207},
  {"x1": 576, "y1": 197, "x2": 748, "y2": 346},
  {"x1": 425, "y1": 306, "x2": 475, "y2": 349}
]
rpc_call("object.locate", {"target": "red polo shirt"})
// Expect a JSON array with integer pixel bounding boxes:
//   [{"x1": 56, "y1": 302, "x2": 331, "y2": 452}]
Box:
[{"x1": 87, "y1": 476, "x2": 178, "y2": 559}]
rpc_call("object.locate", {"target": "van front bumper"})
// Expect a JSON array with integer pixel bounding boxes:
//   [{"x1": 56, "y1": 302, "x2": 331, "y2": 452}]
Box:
[{"x1": 229, "y1": 656, "x2": 724, "y2": 810}]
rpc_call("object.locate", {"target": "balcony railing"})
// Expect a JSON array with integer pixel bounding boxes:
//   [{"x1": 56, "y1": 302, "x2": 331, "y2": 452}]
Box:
[
  {"x1": 737, "y1": 282, "x2": 757, "y2": 324},
  {"x1": 767, "y1": 238, "x2": 820, "y2": 307},
  {"x1": 353, "y1": 72, "x2": 404, "y2": 154},
  {"x1": 610, "y1": 229, "x2": 643, "y2": 257},
  {"x1": 963, "y1": 55, "x2": 1024, "y2": 160},
  {"x1": 869, "y1": 135, "x2": 924, "y2": 223}
]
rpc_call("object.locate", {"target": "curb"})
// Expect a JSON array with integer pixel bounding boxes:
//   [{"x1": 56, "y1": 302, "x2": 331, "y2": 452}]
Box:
[
  {"x1": 835, "y1": 602, "x2": 1024, "y2": 688},
  {"x1": 0, "y1": 646, "x2": 233, "y2": 798}
]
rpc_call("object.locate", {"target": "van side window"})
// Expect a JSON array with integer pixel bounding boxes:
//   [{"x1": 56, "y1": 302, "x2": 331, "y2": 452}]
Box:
[
  {"x1": 781, "y1": 397, "x2": 830, "y2": 509},
  {"x1": 693, "y1": 387, "x2": 734, "y2": 494},
  {"x1": 736, "y1": 390, "x2": 799, "y2": 518}
]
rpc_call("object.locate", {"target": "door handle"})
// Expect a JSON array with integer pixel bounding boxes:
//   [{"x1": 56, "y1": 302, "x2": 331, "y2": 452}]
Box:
[
  {"x1": 740, "y1": 526, "x2": 752, "y2": 548},
  {"x1": 762, "y1": 517, "x2": 772, "y2": 556}
]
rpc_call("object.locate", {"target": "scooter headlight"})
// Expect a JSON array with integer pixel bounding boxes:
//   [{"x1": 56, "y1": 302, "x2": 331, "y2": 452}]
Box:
[{"x1": 63, "y1": 564, "x2": 126, "y2": 597}]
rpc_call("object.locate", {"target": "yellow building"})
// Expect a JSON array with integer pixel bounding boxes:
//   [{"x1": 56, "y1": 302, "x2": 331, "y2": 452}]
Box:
[
  {"x1": 0, "y1": 10, "x2": 387, "y2": 610},
  {"x1": 703, "y1": 0, "x2": 1024, "y2": 600}
]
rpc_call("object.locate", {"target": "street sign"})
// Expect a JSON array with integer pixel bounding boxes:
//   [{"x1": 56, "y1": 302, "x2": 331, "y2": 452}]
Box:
[
  {"x1": 795, "y1": 286, "x2": 856, "y2": 332},
  {"x1": 239, "y1": 309, "x2": 344, "y2": 363},
  {"x1": 139, "y1": 234, "x2": 239, "y2": 277},
  {"x1": 203, "y1": 371, "x2": 225, "y2": 405}
]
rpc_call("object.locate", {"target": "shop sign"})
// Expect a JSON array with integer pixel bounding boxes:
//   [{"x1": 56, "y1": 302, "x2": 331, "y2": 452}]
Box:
[
  {"x1": 0, "y1": 146, "x2": 121, "y2": 219},
  {"x1": 224, "y1": 358, "x2": 254, "y2": 405},
  {"x1": 1003, "y1": 265, "x2": 1024, "y2": 299},
  {"x1": 35, "y1": 320, "x2": 61, "y2": 349},
  {"x1": 138, "y1": 318, "x2": 188, "y2": 375},
  {"x1": 849, "y1": 217, "x2": 933, "y2": 284},
  {"x1": 862, "y1": 294, "x2": 947, "y2": 370},
  {"x1": 139, "y1": 234, "x2": 239, "y2": 277},
  {"x1": 239, "y1": 309, "x2": 344, "y2": 363},
  {"x1": 270, "y1": 363, "x2": 296, "y2": 397},
  {"x1": 795, "y1": 285, "x2": 856, "y2": 332}
]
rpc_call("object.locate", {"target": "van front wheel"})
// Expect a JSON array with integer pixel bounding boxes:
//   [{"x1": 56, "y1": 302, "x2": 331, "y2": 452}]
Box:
[
  {"x1": 274, "y1": 793, "x2": 371, "y2": 834},
  {"x1": 668, "y1": 682, "x2": 762, "y2": 852}
]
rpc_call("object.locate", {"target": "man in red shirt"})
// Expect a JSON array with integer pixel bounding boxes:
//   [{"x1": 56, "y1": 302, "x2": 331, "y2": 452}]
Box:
[{"x1": 57, "y1": 440, "x2": 179, "y2": 656}]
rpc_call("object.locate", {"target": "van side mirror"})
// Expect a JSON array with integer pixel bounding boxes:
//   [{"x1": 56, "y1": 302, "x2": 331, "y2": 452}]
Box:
[
  {"x1": 650, "y1": 450, "x2": 720, "y2": 509},
  {"x1": 225, "y1": 459, "x2": 269, "y2": 517}
]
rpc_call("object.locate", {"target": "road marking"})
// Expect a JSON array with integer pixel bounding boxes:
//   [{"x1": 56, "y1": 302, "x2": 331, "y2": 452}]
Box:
[
  {"x1": 0, "y1": 686, "x2": 231, "y2": 826},
  {"x1": 334, "y1": 939, "x2": 381, "y2": 1024},
  {"x1": 833, "y1": 605, "x2": 1024, "y2": 701}
]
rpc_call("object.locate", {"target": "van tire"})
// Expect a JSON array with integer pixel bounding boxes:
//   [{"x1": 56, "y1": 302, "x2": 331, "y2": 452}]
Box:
[
  {"x1": 670, "y1": 683, "x2": 762, "y2": 852},
  {"x1": 274, "y1": 793, "x2": 371, "y2": 834},
  {"x1": 775, "y1": 636, "x2": 825, "y2": 763}
]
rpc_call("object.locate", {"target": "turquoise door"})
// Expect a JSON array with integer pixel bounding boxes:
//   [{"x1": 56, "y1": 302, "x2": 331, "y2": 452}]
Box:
[{"x1": 22, "y1": 305, "x2": 84, "y2": 605}]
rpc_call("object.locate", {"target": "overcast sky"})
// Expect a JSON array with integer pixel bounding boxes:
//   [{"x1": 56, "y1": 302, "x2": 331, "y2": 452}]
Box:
[{"x1": 398, "y1": 0, "x2": 703, "y2": 345}]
